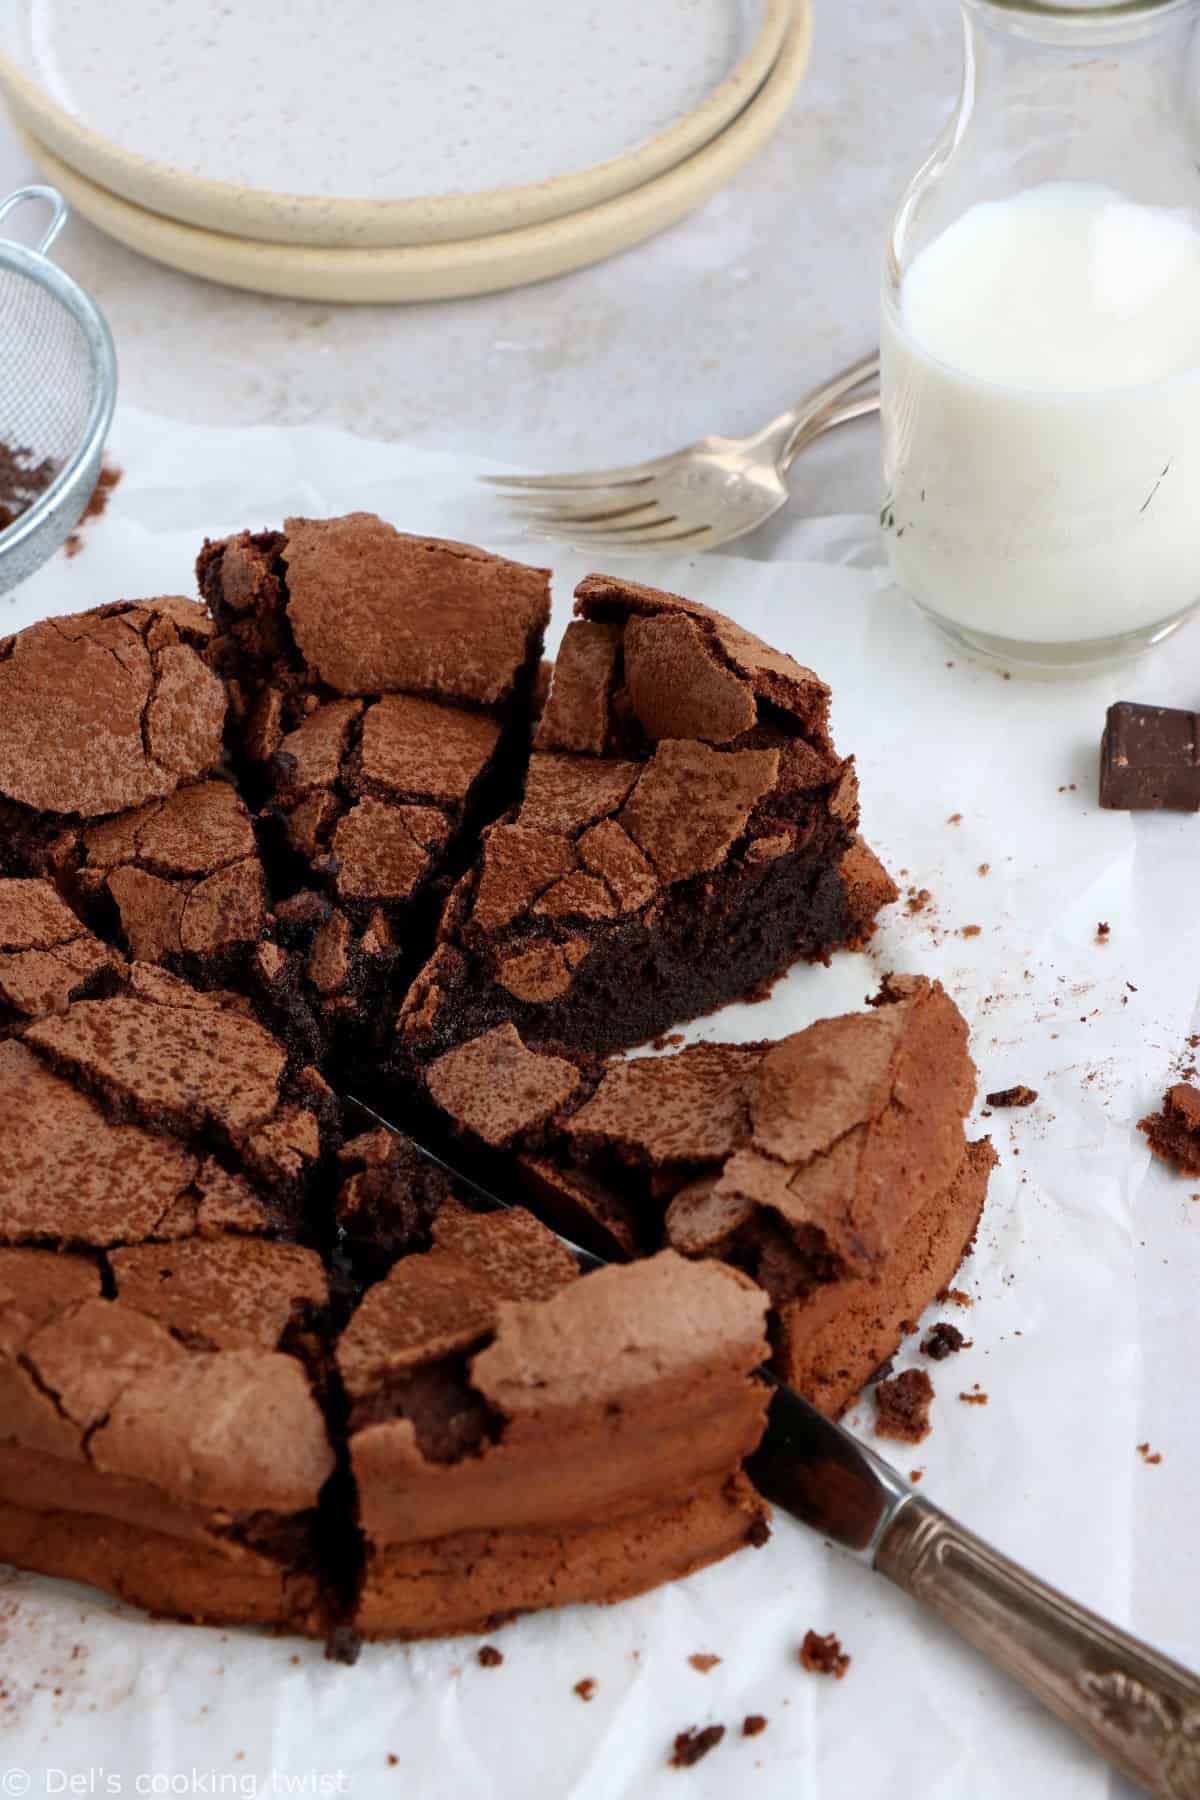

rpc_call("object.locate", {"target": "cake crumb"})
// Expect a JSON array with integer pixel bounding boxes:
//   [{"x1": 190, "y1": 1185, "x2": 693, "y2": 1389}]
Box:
[
  {"x1": 905, "y1": 887, "x2": 932, "y2": 915},
  {"x1": 387, "y1": 1756, "x2": 398, "y2": 1768},
  {"x1": 574, "y1": 1678, "x2": 597, "y2": 1701},
  {"x1": 688, "y1": 1654, "x2": 721, "y2": 1674},
  {"x1": 874, "y1": 1369, "x2": 934, "y2": 1444},
  {"x1": 921, "y1": 1322, "x2": 968, "y2": 1360},
  {"x1": 742, "y1": 1714, "x2": 768, "y2": 1738},
  {"x1": 1137, "y1": 1442, "x2": 1163, "y2": 1465},
  {"x1": 910, "y1": 1469, "x2": 924, "y2": 1483},
  {"x1": 947, "y1": 812, "x2": 962, "y2": 825},
  {"x1": 977, "y1": 863, "x2": 990, "y2": 876},
  {"x1": 653, "y1": 1030, "x2": 686, "y2": 1051},
  {"x1": 799, "y1": 1631, "x2": 851, "y2": 1679},
  {"x1": 1096, "y1": 922, "x2": 1110, "y2": 942},
  {"x1": 959, "y1": 924, "x2": 982, "y2": 938},
  {"x1": 938, "y1": 1286, "x2": 973, "y2": 1307},
  {"x1": 477, "y1": 1645, "x2": 503, "y2": 1668},
  {"x1": 670, "y1": 1725, "x2": 725, "y2": 1768},
  {"x1": 1139, "y1": 1084, "x2": 1200, "y2": 1175},
  {"x1": 959, "y1": 1387, "x2": 989, "y2": 1405},
  {"x1": 986, "y1": 1084, "x2": 1037, "y2": 1108}
]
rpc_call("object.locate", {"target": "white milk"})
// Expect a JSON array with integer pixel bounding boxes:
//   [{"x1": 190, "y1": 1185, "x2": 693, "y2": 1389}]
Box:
[{"x1": 881, "y1": 182, "x2": 1200, "y2": 647}]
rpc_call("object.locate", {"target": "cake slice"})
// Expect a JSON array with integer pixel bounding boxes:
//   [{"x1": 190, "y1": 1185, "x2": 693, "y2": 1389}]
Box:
[
  {"x1": 398, "y1": 571, "x2": 896, "y2": 1063},
  {"x1": 198, "y1": 515, "x2": 551, "y2": 1063},
  {"x1": 0, "y1": 1242, "x2": 335, "y2": 1632},
  {"x1": 3, "y1": 964, "x2": 337, "y2": 1249},
  {"x1": 335, "y1": 1209, "x2": 770, "y2": 1639},
  {"x1": 421, "y1": 977, "x2": 992, "y2": 1417}
]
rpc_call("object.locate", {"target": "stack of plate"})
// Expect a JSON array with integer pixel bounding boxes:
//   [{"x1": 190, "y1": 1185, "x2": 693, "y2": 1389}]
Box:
[{"x1": 0, "y1": 0, "x2": 811, "y2": 304}]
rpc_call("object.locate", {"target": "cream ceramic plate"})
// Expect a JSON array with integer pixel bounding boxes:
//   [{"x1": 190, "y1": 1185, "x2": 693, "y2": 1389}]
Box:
[
  {"x1": 11, "y1": 1, "x2": 811, "y2": 304},
  {"x1": 0, "y1": 0, "x2": 789, "y2": 248}
]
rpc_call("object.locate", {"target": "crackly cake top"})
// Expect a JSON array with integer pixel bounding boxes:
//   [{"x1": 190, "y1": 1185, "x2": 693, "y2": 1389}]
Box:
[
  {"x1": 0, "y1": 599, "x2": 224, "y2": 818},
  {"x1": 0, "y1": 1246, "x2": 333, "y2": 1515},
  {"x1": 0, "y1": 878, "x2": 123, "y2": 1027},
  {"x1": 425, "y1": 977, "x2": 976, "y2": 1289}
]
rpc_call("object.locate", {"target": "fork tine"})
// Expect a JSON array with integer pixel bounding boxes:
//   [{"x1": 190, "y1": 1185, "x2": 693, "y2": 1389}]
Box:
[
  {"x1": 526, "y1": 511, "x2": 679, "y2": 539},
  {"x1": 480, "y1": 465, "x2": 664, "y2": 493},
  {"x1": 532, "y1": 520, "x2": 716, "y2": 549},
  {"x1": 508, "y1": 496, "x2": 662, "y2": 526}
]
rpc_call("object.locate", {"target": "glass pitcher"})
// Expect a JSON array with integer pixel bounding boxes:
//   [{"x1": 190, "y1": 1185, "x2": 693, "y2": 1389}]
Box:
[{"x1": 881, "y1": 0, "x2": 1200, "y2": 673}]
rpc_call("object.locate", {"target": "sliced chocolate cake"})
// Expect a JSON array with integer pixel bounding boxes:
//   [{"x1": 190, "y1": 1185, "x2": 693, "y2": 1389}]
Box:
[
  {"x1": 336, "y1": 1220, "x2": 769, "y2": 1639},
  {"x1": 422, "y1": 977, "x2": 992, "y2": 1417},
  {"x1": 198, "y1": 515, "x2": 551, "y2": 1063},
  {"x1": 398, "y1": 572, "x2": 896, "y2": 1063},
  {"x1": 0, "y1": 1243, "x2": 335, "y2": 1632}
]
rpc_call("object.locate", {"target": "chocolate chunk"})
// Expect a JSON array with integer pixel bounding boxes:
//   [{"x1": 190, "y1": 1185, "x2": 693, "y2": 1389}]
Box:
[
  {"x1": 670, "y1": 1725, "x2": 725, "y2": 1768},
  {"x1": 874, "y1": 1368, "x2": 934, "y2": 1444},
  {"x1": 798, "y1": 1630, "x2": 850, "y2": 1678},
  {"x1": 920, "y1": 1321, "x2": 966, "y2": 1360},
  {"x1": 985, "y1": 1085, "x2": 1037, "y2": 1108},
  {"x1": 1100, "y1": 702, "x2": 1200, "y2": 811}
]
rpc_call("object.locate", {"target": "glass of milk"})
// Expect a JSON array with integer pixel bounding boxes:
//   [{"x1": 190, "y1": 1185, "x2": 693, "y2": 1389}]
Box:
[{"x1": 882, "y1": 0, "x2": 1200, "y2": 672}]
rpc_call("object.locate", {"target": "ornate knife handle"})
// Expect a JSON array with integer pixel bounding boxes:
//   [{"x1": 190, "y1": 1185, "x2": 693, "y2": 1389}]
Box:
[{"x1": 876, "y1": 1498, "x2": 1200, "y2": 1798}]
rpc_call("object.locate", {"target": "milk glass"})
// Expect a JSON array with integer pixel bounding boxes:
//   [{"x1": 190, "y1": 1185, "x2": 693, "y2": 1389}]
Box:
[{"x1": 881, "y1": 0, "x2": 1200, "y2": 672}]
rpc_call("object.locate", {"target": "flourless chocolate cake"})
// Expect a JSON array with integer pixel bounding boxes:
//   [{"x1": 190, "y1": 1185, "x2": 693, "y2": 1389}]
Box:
[
  {"x1": 0, "y1": 518, "x2": 990, "y2": 1648},
  {"x1": 397, "y1": 571, "x2": 896, "y2": 1063}
]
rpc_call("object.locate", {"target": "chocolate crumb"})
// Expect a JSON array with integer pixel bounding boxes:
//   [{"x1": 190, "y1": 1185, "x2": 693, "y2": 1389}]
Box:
[
  {"x1": 670, "y1": 1725, "x2": 726, "y2": 1768},
  {"x1": 986, "y1": 1085, "x2": 1037, "y2": 1108},
  {"x1": 387, "y1": 1756, "x2": 398, "y2": 1768},
  {"x1": 1137, "y1": 1443, "x2": 1163, "y2": 1465},
  {"x1": 653, "y1": 1031, "x2": 686, "y2": 1050},
  {"x1": 63, "y1": 462, "x2": 122, "y2": 557},
  {"x1": 746, "y1": 1513, "x2": 771, "y2": 1548},
  {"x1": 960, "y1": 924, "x2": 982, "y2": 938},
  {"x1": 921, "y1": 1322, "x2": 967, "y2": 1360},
  {"x1": 1096, "y1": 921, "x2": 1110, "y2": 941},
  {"x1": 478, "y1": 1645, "x2": 504, "y2": 1668},
  {"x1": 959, "y1": 1388, "x2": 989, "y2": 1405},
  {"x1": 905, "y1": 887, "x2": 932, "y2": 915},
  {"x1": 574, "y1": 1678, "x2": 597, "y2": 1701},
  {"x1": 688, "y1": 1654, "x2": 721, "y2": 1673},
  {"x1": 867, "y1": 1355, "x2": 895, "y2": 1384},
  {"x1": 1139, "y1": 1084, "x2": 1200, "y2": 1174},
  {"x1": 910, "y1": 1469, "x2": 924, "y2": 1483},
  {"x1": 938, "y1": 1286, "x2": 972, "y2": 1307},
  {"x1": 874, "y1": 1369, "x2": 934, "y2": 1444},
  {"x1": 947, "y1": 812, "x2": 962, "y2": 825},
  {"x1": 977, "y1": 863, "x2": 990, "y2": 876},
  {"x1": 799, "y1": 1631, "x2": 851, "y2": 1679},
  {"x1": 742, "y1": 1714, "x2": 768, "y2": 1738}
]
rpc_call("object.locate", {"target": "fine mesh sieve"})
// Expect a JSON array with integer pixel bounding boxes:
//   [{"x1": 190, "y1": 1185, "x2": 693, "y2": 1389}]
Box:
[{"x1": 0, "y1": 185, "x2": 117, "y2": 596}]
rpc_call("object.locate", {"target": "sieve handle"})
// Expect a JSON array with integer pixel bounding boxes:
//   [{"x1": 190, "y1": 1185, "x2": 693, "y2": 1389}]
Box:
[{"x1": 0, "y1": 185, "x2": 68, "y2": 257}]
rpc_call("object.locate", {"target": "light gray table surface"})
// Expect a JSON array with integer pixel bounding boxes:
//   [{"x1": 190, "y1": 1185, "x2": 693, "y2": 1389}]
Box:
[{"x1": 0, "y1": 2, "x2": 959, "y2": 541}]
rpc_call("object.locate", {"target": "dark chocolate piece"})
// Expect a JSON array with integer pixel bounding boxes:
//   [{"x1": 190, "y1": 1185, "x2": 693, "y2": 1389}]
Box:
[{"x1": 1100, "y1": 702, "x2": 1200, "y2": 811}]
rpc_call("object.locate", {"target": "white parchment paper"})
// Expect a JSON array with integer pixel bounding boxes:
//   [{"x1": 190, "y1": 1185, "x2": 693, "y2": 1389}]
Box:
[{"x1": 2, "y1": 406, "x2": 1197, "y2": 1800}]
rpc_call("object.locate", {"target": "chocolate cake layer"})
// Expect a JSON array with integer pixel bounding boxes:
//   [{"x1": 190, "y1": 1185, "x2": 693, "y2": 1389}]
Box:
[
  {"x1": 198, "y1": 516, "x2": 551, "y2": 1064},
  {"x1": 398, "y1": 572, "x2": 896, "y2": 1063},
  {"x1": 423, "y1": 978, "x2": 990, "y2": 1411},
  {"x1": 0, "y1": 1245, "x2": 334, "y2": 1632},
  {"x1": 338, "y1": 1237, "x2": 769, "y2": 1638}
]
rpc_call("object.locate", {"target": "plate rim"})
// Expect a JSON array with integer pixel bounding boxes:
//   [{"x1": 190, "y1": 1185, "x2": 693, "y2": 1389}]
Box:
[
  {"x1": 0, "y1": 0, "x2": 791, "y2": 248},
  {"x1": 9, "y1": 1, "x2": 811, "y2": 305}
]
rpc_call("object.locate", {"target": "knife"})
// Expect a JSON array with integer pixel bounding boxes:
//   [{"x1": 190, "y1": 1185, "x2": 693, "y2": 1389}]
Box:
[{"x1": 349, "y1": 1101, "x2": 1200, "y2": 1798}]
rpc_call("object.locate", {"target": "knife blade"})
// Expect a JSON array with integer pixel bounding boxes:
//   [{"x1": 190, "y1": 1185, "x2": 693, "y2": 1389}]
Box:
[{"x1": 347, "y1": 1098, "x2": 1200, "y2": 1796}]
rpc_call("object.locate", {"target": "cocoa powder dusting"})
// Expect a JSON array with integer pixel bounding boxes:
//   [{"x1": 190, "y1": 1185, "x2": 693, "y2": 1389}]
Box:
[{"x1": 0, "y1": 442, "x2": 56, "y2": 532}]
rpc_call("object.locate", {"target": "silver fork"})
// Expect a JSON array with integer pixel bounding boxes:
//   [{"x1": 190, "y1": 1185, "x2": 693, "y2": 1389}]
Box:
[{"x1": 482, "y1": 350, "x2": 880, "y2": 553}]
